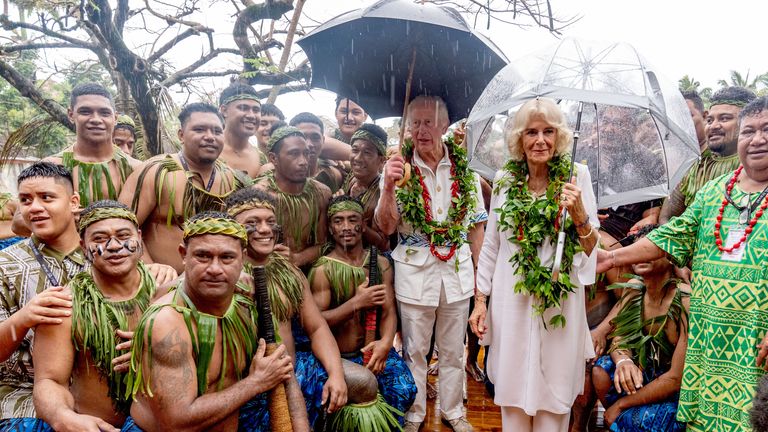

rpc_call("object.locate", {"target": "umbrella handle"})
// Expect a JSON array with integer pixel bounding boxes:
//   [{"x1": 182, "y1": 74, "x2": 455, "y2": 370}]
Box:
[{"x1": 551, "y1": 211, "x2": 567, "y2": 282}]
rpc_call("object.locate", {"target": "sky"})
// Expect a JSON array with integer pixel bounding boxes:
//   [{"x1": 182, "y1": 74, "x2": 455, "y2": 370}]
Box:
[{"x1": 263, "y1": 0, "x2": 768, "y2": 123}]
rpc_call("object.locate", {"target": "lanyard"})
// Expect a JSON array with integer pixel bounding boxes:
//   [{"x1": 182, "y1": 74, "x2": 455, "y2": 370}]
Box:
[
  {"x1": 178, "y1": 152, "x2": 216, "y2": 192},
  {"x1": 724, "y1": 182, "x2": 768, "y2": 224},
  {"x1": 28, "y1": 239, "x2": 72, "y2": 287}
]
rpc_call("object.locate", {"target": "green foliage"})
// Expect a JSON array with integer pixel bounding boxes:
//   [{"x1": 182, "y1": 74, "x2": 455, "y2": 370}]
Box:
[
  {"x1": 241, "y1": 57, "x2": 280, "y2": 79},
  {"x1": 678, "y1": 75, "x2": 712, "y2": 104}
]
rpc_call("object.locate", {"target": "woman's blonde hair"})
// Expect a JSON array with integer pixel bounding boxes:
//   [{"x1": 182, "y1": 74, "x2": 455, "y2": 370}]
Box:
[{"x1": 506, "y1": 98, "x2": 573, "y2": 161}]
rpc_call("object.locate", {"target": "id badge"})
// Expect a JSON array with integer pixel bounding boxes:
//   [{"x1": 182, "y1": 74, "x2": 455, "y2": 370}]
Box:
[{"x1": 721, "y1": 226, "x2": 747, "y2": 262}]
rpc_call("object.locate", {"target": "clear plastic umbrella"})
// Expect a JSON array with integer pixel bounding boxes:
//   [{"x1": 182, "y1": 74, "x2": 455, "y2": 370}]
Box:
[{"x1": 465, "y1": 37, "x2": 700, "y2": 209}]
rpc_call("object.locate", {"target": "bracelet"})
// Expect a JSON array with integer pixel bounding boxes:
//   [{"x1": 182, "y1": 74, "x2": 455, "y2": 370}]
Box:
[
  {"x1": 616, "y1": 358, "x2": 633, "y2": 368},
  {"x1": 578, "y1": 226, "x2": 594, "y2": 239},
  {"x1": 574, "y1": 219, "x2": 590, "y2": 229}
]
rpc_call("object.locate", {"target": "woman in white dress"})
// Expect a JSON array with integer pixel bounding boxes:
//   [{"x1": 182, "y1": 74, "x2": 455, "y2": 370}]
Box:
[{"x1": 469, "y1": 98, "x2": 599, "y2": 431}]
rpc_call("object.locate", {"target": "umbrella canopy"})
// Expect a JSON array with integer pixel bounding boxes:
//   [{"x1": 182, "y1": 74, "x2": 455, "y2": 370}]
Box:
[
  {"x1": 465, "y1": 38, "x2": 700, "y2": 208},
  {"x1": 296, "y1": 0, "x2": 508, "y2": 123}
]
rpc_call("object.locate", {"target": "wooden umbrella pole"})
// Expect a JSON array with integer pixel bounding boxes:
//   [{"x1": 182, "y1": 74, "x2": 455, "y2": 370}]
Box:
[
  {"x1": 398, "y1": 47, "x2": 418, "y2": 150},
  {"x1": 394, "y1": 47, "x2": 417, "y2": 188}
]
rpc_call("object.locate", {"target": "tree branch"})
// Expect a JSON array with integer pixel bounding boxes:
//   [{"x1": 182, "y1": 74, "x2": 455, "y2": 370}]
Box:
[
  {"x1": 254, "y1": 83, "x2": 308, "y2": 99},
  {"x1": 115, "y1": 0, "x2": 130, "y2": 34},
  {"x1": 232, "y1": 0, "x2": 293, "y2": 64},
  {"x1": 161, "y1": 48, "x2": 240, "y2": 87},
  {"x1": 0, "y1": 58, "x2": 74, "y2": 131},
  {"x1": 0, "y1": 42, "x2": 84, "y2": 53},
  {"x1": 147, "y1": 27, "x2": 202, "y2": 62},
  {"x1": 0, "y1": 15, "x2": 98, "y2": 50},
  {"x1": 244, "y1": 61, "x2": 310, "y2": 86}
]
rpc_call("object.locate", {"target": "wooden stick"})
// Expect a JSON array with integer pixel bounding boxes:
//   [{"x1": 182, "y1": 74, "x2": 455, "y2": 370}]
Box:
[{"x1": 398, "y1": 47, "x2": 418, "y2": 150}]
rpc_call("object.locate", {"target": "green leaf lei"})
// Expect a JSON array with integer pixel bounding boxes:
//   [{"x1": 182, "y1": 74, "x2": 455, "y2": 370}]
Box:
[
  {"x1": 395, "y1": 136, "x2": 477, "y2": 262},
  {"x1": 607, "y1": 276, "x2": 688, "y2": 371},
  {"x1": 494, "y1": 155, "x2": 582, "y2": 328}
]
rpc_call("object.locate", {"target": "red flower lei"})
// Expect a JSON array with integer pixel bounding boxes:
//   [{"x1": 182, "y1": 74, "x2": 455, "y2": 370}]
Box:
[
  {"x1": 714, "y1": 166, "x2": 768, "y2": 253},
  {"x1": 414, "y1": 160, "x2": 467, "y2": 261}
]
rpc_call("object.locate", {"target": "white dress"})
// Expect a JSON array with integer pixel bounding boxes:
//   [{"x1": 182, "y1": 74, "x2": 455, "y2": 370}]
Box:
[{"x1": 477, "y1": 162, "x2": 598, "y2": 415}]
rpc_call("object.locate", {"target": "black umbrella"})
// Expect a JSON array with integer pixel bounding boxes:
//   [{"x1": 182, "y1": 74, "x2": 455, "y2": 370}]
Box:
[{"x1": 296, "y1": 0, "x2": 508, "y2": 124}]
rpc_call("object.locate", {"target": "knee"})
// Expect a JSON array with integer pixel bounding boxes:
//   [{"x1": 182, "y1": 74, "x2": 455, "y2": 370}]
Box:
[{"x1": 592, "y1": 366, "x2": 611, "y2": 399}]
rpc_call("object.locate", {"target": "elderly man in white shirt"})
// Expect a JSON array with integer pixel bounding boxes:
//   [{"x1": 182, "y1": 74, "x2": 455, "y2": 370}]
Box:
[{"x1": 376, "y1": 95, "x2": 486, "y2": 432}]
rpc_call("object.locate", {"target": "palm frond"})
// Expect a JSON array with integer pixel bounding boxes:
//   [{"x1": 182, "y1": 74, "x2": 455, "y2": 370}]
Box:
[{"x1": 0, "y1": 116, "x2": 70, "y2": 166}]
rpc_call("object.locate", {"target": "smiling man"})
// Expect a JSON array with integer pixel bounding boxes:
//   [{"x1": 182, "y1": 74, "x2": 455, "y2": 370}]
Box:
[
  {"x1": 342, "y1": 123, "x2": 389, "y2": 251},
  {"x1": 597, "y1": 95, "x2": 768, "y2": 432},
  {"x1": 660, "y1": 86, "x2": 756, "y2": 223},
  {"x1": 253, "y1": 125, "x2": 331, "y2": 269},
  {"x1": 45, "y1": 83, "x2": 139, "y2": 207},
  {"x1": 33, "y1": 201, "x2": 164, "y2": 432},
  {"x1": 218, "y1": 83, "x2": 264, "y2": 179},
  {"x1": 119, "y1": 102, "x2": 251, "y2": 272}
]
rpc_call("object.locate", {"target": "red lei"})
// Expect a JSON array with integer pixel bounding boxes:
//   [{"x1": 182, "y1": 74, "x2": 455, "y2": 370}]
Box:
[{"x1": 714, "y1": 166, "x2": 768, "y2": 253}]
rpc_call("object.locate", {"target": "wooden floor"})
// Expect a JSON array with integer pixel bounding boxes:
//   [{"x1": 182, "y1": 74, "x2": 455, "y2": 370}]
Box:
[{"x1": 423, "y1": 371, "x2": 502, "y2": 431}]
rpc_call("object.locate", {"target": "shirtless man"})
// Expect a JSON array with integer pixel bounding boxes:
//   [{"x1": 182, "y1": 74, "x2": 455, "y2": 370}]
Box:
[
  {"x1": 310, "y1": 195, "x2": 416, "y2": 425},
  {"x1": 218, "y1": 83, "x2": 263, "y2": 179},
  {"x1": 119, "y1": 102, "x2": 251, "y2": 272},
  {"x1": 226, "y1": 188, "x2": 348, "y2": 428},
  {"x1": 289, "y1": 112, "x2": 347, "y2": 193},
  {"x1": 342, "y1": 123, "x2": 389, "y2": 251},
  {"x1": 253, "y1": 126, "x2": 331, "y2": 269},
  {"x1": 45, "y1": 83, "x2": 139, "y2": 207},
  {"x1": 33, "y1": 201, "x2": 163, "y2": 431},
  {"x1": 124, "y1": 212, "x2": 293, "y2": 431}
]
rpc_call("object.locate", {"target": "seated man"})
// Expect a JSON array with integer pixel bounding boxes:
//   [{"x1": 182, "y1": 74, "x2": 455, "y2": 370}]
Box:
[
  {"x1": 253, "y1": 126, "x2": 331, "y2": 269},
  {"x1": 309, "y1": 196, "x2": 416, "y2": 427},
  {"x1": 33, "y1": 201, "x2": 164, "y2": 431},
  {"x1": 225, "y1": 188, "x2": 346, "y2": 428},
  {"x1": 342, "y1": 123, "x2": 389, "y2": 251},
  {"x1": 125, "y1": 212, "x2": 293, "y2": 431},
  {"x1": 592, "y1": 225, "x2": 689, "y2": 431}
]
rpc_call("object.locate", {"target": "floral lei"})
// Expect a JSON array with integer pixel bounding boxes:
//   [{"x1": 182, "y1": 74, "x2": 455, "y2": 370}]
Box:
[
  {"x1": 396, "y1": 136, "x2": 477, "y2": 262},
  {"x1": 494, "y1": 155, "x2": 582, "y2": 328}
]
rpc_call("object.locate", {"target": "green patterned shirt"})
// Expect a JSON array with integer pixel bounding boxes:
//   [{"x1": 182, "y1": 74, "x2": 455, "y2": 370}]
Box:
[
  {"x1": 647, "y1": 172, "x2": 768, "y2": 432},
  {"x1": 0, "y1": 238, "x2": 86, "y2": 418}
]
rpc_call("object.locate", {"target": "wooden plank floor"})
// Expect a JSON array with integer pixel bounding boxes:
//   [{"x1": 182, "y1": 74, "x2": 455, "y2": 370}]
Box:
[{"x1": 423, "y1": 371, "x2": 502, "y2": 431}]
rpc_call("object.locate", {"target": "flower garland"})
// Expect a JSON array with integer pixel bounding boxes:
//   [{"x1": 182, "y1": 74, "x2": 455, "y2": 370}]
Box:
[
  {"x1": 495, "y1": 155, "x2": 582, "y2": 328},
  {"x1": 396, "y1": 136, "x2": 477, "y2": 262}
]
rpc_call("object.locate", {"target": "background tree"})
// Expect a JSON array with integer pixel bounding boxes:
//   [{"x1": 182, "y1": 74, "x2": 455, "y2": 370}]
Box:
[
  {"x1": 0, "y1": 0, "x2": 572, "y2": 160},
  {"x1": 717, "y1": 70, "x2": 768, "y2": 95},
  {"x1": 679, "y1": 74, "x2": 712, "y2": 105}
]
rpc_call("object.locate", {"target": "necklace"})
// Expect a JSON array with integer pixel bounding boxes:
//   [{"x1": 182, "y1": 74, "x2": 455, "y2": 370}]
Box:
[
  {"x1": 714, "y1": 166, "x2": 768, "y2": 253},
  {"x1": 396, "y1": 137, "x2": 476, "y2": 263},
  {"x1": 178, "y1": 151, "x2": 216, "y2": 192}
]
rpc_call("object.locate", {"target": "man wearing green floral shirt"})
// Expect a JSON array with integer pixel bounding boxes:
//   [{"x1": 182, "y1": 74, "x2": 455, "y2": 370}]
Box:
[{"x1": 598, "y1": 95, "x2": 768, "y2": 431}]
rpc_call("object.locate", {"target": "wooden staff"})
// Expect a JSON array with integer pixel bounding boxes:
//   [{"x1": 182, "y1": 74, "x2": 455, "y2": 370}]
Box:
[
  {"x1": 394, "y1": 47, "x2": 418, "y2": 187},
  {"x1": 252, "y1": 265, "x2": 293, "y2": 432},
  {"x1": 362, "y1": 246, "x2": 380, "y2": 365}
]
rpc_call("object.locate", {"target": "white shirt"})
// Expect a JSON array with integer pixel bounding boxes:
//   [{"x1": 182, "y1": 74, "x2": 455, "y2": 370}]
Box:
[{"x1": 385, "y1": 144, "x2": 487, "y2": 306}]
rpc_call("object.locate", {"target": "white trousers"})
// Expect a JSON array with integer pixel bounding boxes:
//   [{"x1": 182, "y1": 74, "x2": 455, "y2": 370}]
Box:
[
  {"x1": 501, "y1": 406, "x2": 570, "y2": 432},
  {"x1": 399, "y1": 286, "x2": 470, "y2": 423}
]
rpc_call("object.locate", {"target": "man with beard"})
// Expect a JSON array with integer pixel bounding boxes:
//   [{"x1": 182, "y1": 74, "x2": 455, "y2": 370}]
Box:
[
  {"x1": 342, "y1": 123, "x2": 389, "y2": 251},
  {"x1": 218, "y1": 83, "x2": 264, "y2": 179},
  {"x1": 0, "y1": 162, "x2": 84, "y2": 431},
  {"x1": 33, "y1": 201, "x2": 165, "y2": 431},
  {"x1": 226, "y1": 188, "x2": 356, "y2": 429},
  {"x1": 309, "y1": 195, "x2": 415, "y2": 428},
  {"x1": 119, "y1": 102, "x2": 251, "y2": 273},
  {"x1": 46, "y1": 83, "x2": 139, "y2": 207},
  {"x1": 596, "y1": 95, "x2": 768, "y2": 432},
  {"x1": 290, "y1": 112, "x2": 347, "y2": 194},
  {"x1": 253, "y1": 126, "x2": 331, "y2": 269},
  {"x1": 124, "y1": 212, "x2": 293, "y2": 431},
  {"x1": 660, "y1": 86, "x2": 756, "y2": 223}
]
